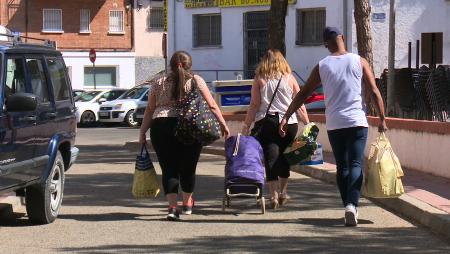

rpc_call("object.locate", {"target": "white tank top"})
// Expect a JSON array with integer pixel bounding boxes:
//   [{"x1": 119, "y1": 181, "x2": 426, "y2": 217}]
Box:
[
  {"x1": 255, "y1": 74, "x2": 298, "y2": 124},
  {"x1": 318, "y1": 53, "x2": 368, "y2": 130}
]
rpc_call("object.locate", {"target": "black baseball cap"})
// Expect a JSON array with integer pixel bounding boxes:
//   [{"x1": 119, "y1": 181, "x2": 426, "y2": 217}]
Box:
[{"x1": 323, "y1": 27, "x2": 343, "y2": 42}]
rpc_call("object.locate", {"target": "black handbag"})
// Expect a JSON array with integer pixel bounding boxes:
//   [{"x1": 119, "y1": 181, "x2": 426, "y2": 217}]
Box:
[
  {"x1": 250, "y1": 77, "x2": 283, "y2": 138},
  {"x1": 174, "y1": 75, "x2": 221, "y2": 146}
]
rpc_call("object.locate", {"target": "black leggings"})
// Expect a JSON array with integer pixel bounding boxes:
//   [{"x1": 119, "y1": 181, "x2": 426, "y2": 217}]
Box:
[
  {"x1": 150, "y1": 117, "x2": 202, "y2": 195},
  {"x1": 253, "y1": 115, "x2": 297, "y2": 182}
]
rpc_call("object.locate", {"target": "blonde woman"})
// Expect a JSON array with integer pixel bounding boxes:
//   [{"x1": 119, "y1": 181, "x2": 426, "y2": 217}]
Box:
[{"x1": 242, "y1": 49, "x2": 309, "y2": 209}]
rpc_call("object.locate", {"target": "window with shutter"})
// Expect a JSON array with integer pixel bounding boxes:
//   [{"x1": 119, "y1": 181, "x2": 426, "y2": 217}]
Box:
[
  {"x1": 43, "y1": 9, "x2": 63, "y2": 32},
  {"x1": 80, "y1": 9, "x2": 90, "y2": 33},
  {"x1": 109, "y1": 10, "x2": 124, "y2": 33},
  {"x1": 296, "y1": 8, "x2": 326, "y2": 46},
  {"x1": 148, "y1": 7, "x2": 164, "y2": 29},
  {"x1": 193, "y1": 14, "x2": 221, "y2": 47}
]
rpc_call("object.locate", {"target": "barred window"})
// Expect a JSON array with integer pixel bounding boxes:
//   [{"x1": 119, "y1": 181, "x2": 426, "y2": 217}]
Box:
[
  {"x1": 43, "y1": 9, "x2": 62, "y2": 32},
  {"x1": 148, "y1": 7, "x2": 164, "y2": 29},
  {"x1": 296, "y1": 8, "x2": 326, "y2": 45},
  {"x1": 80, "y1": 9, "x2": 90, "y2": 32},
  {"x1": 193, "y1": 14, "x2": 221, "y2": 47},
  {"x1": 109, "y1": 10, "x2": 124, "y2": 33}
]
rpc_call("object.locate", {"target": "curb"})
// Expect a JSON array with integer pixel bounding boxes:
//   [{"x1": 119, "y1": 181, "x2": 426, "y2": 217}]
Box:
[
  {"x1": 124, "y1": 140, "x2": 450, "y2": 241},
  {"x1": 291, "y1": 164, "x2": 450, "y2": 241}
]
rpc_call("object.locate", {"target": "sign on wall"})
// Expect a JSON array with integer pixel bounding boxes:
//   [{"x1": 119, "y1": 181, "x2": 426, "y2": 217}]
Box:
[{"x1": 185, "y1": 0, "x2": 297, "y2": 9}]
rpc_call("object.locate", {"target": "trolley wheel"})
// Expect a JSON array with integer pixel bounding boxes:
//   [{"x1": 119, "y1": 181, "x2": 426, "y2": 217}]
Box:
[
  {"x1": 222, "y1": 197, "x2": 226, "y2": 212},
  {"x1": 260, "y1": 197, "x2": 266, "y2": 214}
]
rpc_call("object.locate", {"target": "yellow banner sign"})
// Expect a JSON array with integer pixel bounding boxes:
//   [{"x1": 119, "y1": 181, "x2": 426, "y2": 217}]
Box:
[{"x1": 185, "y1": 0, "x2": 297, "y2": 8}]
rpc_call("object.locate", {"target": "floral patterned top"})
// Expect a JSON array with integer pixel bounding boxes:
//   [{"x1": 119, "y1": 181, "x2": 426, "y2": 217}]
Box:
[{"x1": 150, "y1": 74, "x2": 209, "y2": 119}]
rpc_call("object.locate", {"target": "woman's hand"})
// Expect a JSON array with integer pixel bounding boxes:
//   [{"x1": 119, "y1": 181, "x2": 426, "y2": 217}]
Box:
[
  {"x1": 139, "y1": 131, "x2": 147, "y2": 145},
  {"x1": 241, "y1": 123, "x2": 250, "y2": 135},
  {"x1": 221, "y1": 123, "x2": 230, "y2": 140},
  {"x1": 279, "y1": 118, "x2": 288, "y2": 137}
]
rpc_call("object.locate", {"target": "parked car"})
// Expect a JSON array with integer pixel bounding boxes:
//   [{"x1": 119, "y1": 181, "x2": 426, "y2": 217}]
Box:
[
  {"x1": 305, "y1": 85, "x2": 325, "y2": 112},
  {"x1": 98, "y1": 86, "x2": 150, "y2": 127},
  {"x1": 75, "y1": 89, "x2": 127, "y2": 126},
  {"x1": 72, "y1": 89, "x2": 85, "y2": 99},
  {"x1": 133, "y1": 101, "x2": 147, "y2": 125},
  {"x1": 0, "y1": 32, "x2": 78, "y2": 224}
]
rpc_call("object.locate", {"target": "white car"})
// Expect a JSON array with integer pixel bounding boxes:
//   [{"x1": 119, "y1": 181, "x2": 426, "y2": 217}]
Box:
[
  {"x1": 98, "y1": 86, "x2": 150, "y2": 127},
  {"x1": 75, "y1": 89, "x2": 127, "y2": 126}
]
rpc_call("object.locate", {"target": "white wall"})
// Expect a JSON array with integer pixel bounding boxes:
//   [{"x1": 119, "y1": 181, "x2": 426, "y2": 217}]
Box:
[
  {"x1": 134, "y1": 0, "x2": 164, "y2": 57},
  {"x1": 286, "y1": 0, "x2": 345, "y2": 82},
  {"x1": 349, "y1": 0, "x2": 450, "y2": 77},
  {"x1": 312, "y1": 121, "x2": 450, "y2": 179},
  {"x1": 169, "y1": 0, "x2": 450, "y2": 81},
  {"x1": 168, "y1": 0, "x2": 345, "y2": 82},
  {"x1": 62, "y1": 52, "x2": 136, "y2": 90}
]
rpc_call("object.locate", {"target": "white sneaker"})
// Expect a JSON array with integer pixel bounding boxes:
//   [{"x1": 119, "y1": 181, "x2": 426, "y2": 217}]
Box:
[{"x1": 344, "y1": 204, "x2": 358, "y2": 227}]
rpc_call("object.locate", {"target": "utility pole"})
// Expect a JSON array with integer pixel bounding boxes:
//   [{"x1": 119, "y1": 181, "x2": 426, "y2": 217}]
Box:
[{"x1": 387, "y1": 0, "x2": 396, "y2": 116}]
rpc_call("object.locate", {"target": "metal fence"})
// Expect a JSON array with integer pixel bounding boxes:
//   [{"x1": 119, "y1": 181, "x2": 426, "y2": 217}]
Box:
[{"x1": 376, "y1": 65, "x2": 450, "y2": 122}]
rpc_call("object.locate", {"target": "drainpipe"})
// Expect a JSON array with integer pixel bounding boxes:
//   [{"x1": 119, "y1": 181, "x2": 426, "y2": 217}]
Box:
[
  {"x1": 343, "y1": 0, "x2": 349, "y2": 50},
  {"x1": 131, "y1": 0, "x2": 135, "y2": 52},
  {"x1": 172, "y1": 0, "x2": 176, "y2": 54},
  {"x1": 25, "y1": 0, "x2": 29, "y2": 40},
  {"x1": 387, "y1": 0, "x2": 396, "y2": 116}
]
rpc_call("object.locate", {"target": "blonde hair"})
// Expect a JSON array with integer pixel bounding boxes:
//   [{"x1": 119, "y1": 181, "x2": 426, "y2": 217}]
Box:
[{"x1": 255, "y1": 49, "x2": 292, "y2": 80}]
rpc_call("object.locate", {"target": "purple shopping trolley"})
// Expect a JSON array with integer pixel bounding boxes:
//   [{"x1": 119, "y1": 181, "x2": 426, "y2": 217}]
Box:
[{"x1": 223, "y1": 134, "x2": 266, "y2": 214}]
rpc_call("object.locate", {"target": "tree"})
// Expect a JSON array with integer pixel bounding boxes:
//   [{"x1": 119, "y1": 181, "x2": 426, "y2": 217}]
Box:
[
  {"x1": 353, "y1": 0, "x2": 374, "y2": 70},
  {"x1": 353, "y1": 0, "x2": 376, "y2": 114},
  {"x1": 268, "y1": 0, "x2": 288, "y2": 56}
]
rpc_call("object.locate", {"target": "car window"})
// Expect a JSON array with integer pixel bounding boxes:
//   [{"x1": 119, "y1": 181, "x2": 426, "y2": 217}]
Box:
[
  {"x1": 141, "y1": 91, "x2": 149, "y2": 101},
  {"x1": 5, "y1": 57, "x2": 27, "y2": 100},
  {"x1": 75, "y1": 91, "x2": 101, "y2": 102},
  {"x1": 120, "y1": 87, "x2": 148, "y2": 100},
  {"x1": 99, "y1": 91, "x2": 111, "y2": 100},
  {"x1": 46, "y1": 58, "x2": 70, "y2": 101},
  {"x1": 26, "y1": 58, "x2": 50, "y2": 103},
  {"x1": 109, "y1": 90, "x2": 125, "y2": 100}
]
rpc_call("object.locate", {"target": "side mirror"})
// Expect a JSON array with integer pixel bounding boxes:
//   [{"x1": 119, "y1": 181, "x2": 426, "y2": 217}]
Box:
[
  {"x1": 98, "y1": 98, "x2": 107, "y2": 104},
  {"x1": 6, "y1": 93, "x2": 38, "y2": 112}
]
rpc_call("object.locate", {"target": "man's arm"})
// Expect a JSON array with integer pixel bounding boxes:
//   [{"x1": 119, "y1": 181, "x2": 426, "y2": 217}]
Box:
[
  {"x1": 361, "y1": 57, "x2": 387, "y2": 132},
  {"x1": 284, "y1": 65, "x2": 321, "y2": 120},
  {"x1": 280, "y1": 64, "x2": 321, "y2": 136}
]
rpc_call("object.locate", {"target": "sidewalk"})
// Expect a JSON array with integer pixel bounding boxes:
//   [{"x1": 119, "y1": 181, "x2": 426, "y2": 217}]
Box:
[{"x1": 125, "y1": 139, "x2": 450, "y2": 241}]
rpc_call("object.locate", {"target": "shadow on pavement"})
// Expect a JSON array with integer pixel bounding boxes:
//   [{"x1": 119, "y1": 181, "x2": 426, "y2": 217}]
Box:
[
  {"x1": 57, "y1": 232, "x2": 449, "y2": 254},
  {"x1": 74, "y1": 145, "x2": 225, "y2": 165}
]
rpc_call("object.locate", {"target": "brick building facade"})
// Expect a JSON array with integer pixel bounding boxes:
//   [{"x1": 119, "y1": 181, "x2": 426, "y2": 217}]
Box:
[{"x1": 0, "y1": 0, "x2": 137, "y2": 89}]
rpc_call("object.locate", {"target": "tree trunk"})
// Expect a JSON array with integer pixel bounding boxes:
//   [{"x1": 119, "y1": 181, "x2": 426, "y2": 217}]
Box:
[
  {"x1": 268, "y1": 0, "x2": 288, "y2": 56},
  {"x1": 354, "y1": 0, "x2": 376, "y2": 114},
  {"x1": 353, "y1": 0, "x2": 374, "y2": 69}
]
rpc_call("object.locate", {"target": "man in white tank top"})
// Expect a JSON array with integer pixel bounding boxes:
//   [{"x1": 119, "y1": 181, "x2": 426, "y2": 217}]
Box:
[{"x1": 280, "y1": 27, "x2": 387, "y2": 227}]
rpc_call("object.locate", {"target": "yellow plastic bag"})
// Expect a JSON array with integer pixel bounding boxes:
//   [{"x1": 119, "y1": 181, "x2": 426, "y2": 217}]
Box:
[
  {"x1": 362, "y1": 133, "x2": 405, "y2": 198},
  {"x1": 132, "y1": 145, "x2": 160, "y2": 198}
]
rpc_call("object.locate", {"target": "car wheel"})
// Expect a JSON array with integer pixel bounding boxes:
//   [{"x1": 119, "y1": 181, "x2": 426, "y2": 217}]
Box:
[
  {"x1": 80, "y1": 111, "x2": 96, "y2": 126},
  {"x1": 125, "y1": 110, "x2": 139, "y2": 127},
  {"x1": 25, "y1": 151, "x2": 65, "y2": 224}
]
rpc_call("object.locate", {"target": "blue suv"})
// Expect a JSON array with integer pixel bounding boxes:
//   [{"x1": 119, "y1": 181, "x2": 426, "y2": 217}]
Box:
[{"x1": 0, "y1": 34, "x2": 78, "y2": 224}]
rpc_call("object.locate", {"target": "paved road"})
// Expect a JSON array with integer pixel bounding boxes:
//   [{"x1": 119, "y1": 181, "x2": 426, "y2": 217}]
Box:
[{"x1": 1, "y1": 127, "x2": 449, "y2": 253}]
